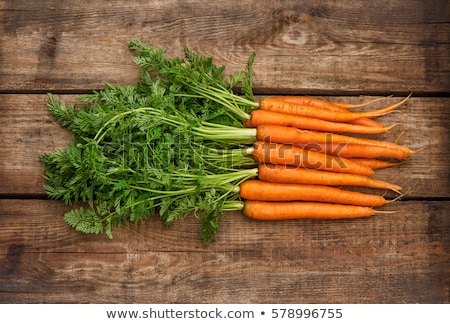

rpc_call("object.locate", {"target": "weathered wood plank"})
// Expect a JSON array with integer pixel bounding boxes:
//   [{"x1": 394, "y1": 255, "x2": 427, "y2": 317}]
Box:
[
  {"x1": 1, "y1": 94, "x2": 449, "y2": 198},
  {"x1": 0, "y1": 94, "x2": 73, "y2": 196},
  {"x1": 0, "y1": 199, "x2": 448, "y2": 303},
  {"x1": 1, "y1": 0, "x2": 449, "y2": 93}
]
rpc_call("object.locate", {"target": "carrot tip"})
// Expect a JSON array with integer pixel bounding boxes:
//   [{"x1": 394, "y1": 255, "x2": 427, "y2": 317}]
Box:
[
  {"x1": 389, "y1": 188, "x2": 403, "y2": 195},
  {"x1": 386, "y1": 123, "x2": 402, "y2": 131},
  {"x1": 413, "y1": 145, "x2": 428, "y2": 155},
  {"x1": 374, "y1": 210, "x2": 397, "y2": 214},
  {"x1": 333, "y1": 95, "x2": 394, "y2": 109},
  {"x1": 394, "y1": 130, "x2": 407, "y2": 145},
  {"x1": 386, "y1": 190, "x2": 408, "y2": 203}
]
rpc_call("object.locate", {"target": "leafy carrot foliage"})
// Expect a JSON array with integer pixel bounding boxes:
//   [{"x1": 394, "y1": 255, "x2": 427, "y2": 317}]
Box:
[{"x1": 41, "y1": 41, "x2": 257, "y2": 243}]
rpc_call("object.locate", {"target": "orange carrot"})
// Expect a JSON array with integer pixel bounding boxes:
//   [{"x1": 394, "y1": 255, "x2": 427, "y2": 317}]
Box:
[
  {"x1": 251, "y1": 141, "x2": 374, "y2": 176},
  {"x1": 272, "y1": 94, "x2": 410, "y2": 113},
  {"x1": 243, "y1": 201, "x2": 378, "y2": 220},
  {"x1": 259, "y1": 95, "x2": 408, "y2": 122},
  {"x1": 332, "y1": 95, "x2": 393, "y2": 109},
  {"x1": 348, "y1": 158, "x2": 403, "y2": 170},
  {"x1": 295, "y1": 142, "x2": 413, "y2": 160},
  {"x1": 270, "y1": 95, "x2": 348, "y2": 111},
  {"x1": 239, "y1": 180, "x2": 388, "y2": 206},
  {"x1": 247, "y1": 110, "x2": 393, "y2": 134},
  {"x1": 255, "y1": 124, "x2": 414, "y2": 156},
  {"x1": 257, "y1": 164, "x2": 402, "y2": 192},
  {"x1": 347, "y1": 117, "x2": 385, "y2": 128},
  {"x1": 268, "y1": 95, "x2": 385, "y2": 128},
  {"x1": 244, "y1": 119, "x2": 253, "y2": 128}
]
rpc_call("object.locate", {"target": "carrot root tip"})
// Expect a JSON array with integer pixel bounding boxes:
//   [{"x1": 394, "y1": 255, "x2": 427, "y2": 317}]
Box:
[
  {"x1": 413, "y1": 146, "x2": 428, "y2": 155},
  {"x1": 375, "y1": 210, "x2": 398, "y2": 214}
]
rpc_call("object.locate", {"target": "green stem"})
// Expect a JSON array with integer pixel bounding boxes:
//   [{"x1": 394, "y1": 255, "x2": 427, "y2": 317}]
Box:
[
  {"x1": 94, "y1": 107, "x2": 158, "y2": 143},
  {"x1": 193, "y1": 126, "x2": 256, "y2": 143},
  {"x1": 189, "y1": 84, "x2": 257, "y2": 120},
  {"x1": 127, "y1": 184, "x2": 197, "y2": 196},
  {"x1": 95, "y1": 106, "x2": 257, "y2": 145},
  {"x1": 190, "y1": 145, "x2": 256, "y2": 169},
  {"x1": 98, "y1": 163, "x2": 257, "y2": 230},
  {"x1": 222, "y1": 200, "x2": 245, "y2": 211}
]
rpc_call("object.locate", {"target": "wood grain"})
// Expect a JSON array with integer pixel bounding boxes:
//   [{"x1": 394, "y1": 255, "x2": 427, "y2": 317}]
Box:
[
  {"x1": 0, "y1": 199, "x2": 448, "y2": 303},
  {"x1": 1, "y1": 0, "x2": 449, "y2": 94}
]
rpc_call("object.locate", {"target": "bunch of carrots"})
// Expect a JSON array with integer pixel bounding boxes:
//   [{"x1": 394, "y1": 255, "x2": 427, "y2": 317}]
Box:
[
  {"x1": 231, "y1": 93, "x2": 418, "y2": 221},
  {"x1": 42, "y1": 40, "x2": 422, "y2": 243},
  {"x1": 127, "y1": 39, "x2": 419, "y2": 224}
]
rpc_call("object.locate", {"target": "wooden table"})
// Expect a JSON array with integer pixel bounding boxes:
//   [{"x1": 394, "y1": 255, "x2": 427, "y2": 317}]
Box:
[{"x1": 1, "y1": 0, "x2": 449, "y2": 303}]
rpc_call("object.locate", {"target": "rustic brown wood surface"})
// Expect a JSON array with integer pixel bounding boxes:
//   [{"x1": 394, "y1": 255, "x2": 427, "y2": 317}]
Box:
[{"x1": 0, "y1": 0, "x2": 449, "y2": 304}]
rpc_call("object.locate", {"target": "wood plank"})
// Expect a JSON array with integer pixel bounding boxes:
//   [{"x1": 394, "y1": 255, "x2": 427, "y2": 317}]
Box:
[
  {"x1": 1, "y1": 94, "x2": 449, "y2": 198},
  {"x1": 1, "y1": 0, "x2": 449, "y2": 94},
  {"x1": 0, "y1": 199, "x2": 448, "y2": 303},
  {"x1": 0, "y1": 94, "x2": 73, "y2": 196}
]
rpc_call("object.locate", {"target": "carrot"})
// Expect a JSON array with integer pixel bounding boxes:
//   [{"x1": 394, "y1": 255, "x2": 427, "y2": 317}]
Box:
[
  {"x1": 295, "y1": 142, "x2": 413, "y2": 160},
  {"x1": 243, "y1": 201, "x2": 378, "y2": 220},
  {"x1": 269, "y1": 95, "x2": 385, "y2": 128},
  {"x1": 239, "y1": 179, "x2": 388, "y2": 206},
  {"x1": 259, "y1": 95, "x2": 409, "y2": 122},
  {"x1": 257, "y1": 164, "x2": 402, "y2": 192},
  {"x1": 272, "y1": 94, "x2": 410, "y2": 113},
  {"x1": 251, "y1": 141, "x2": 374, "y2": 176},
  {"x1": 348, "y1": 158, "x2": 403, "y2": 170},
  {"x1": 244, "y1": 119, "x2": 253, "y2": 128},
  {"x1": 270, "y1": 95, "x2": 349, "y2": 111},
  {"x1": 247, "y1": 109, "x2": 394, "y2": 134},
  {"x1": 347, "y1": 117, "x2": 385, "y2": 128},
  {"x1": 255, "y1": 124, "x2": 414, "y2": 156},
  {"x1": 332, "y1": 95, "x2": 393, "y2": 109}
]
